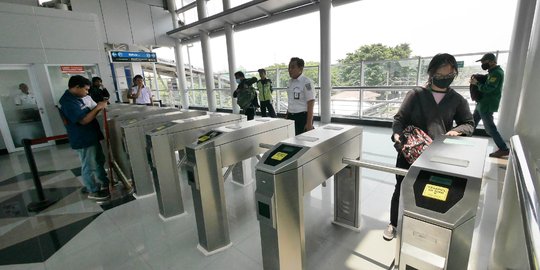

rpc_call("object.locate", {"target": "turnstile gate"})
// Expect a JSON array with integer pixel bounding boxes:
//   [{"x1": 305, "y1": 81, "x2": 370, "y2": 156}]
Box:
[
  {"x1": 184, "y1": 118, "x2": 295, "y2": 255},
  {"x1": 255, "y1": 124, "x2": 362, "y2": 270},
  {"x1": 145, "y1": 113, "x2": 246, "y2": 220},
  {"x1": 121, "y1": 110, "x2": 206, "y2": 197},
  {"x1": 395, "y1": 136, "x2": 488, "y2": 270},
  {"x1": 107, "y1": 107, "x2": 178, "y2": 180}
]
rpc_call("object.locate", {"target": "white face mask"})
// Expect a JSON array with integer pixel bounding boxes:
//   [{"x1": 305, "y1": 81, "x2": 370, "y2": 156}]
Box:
[{"x1": 235, "y1": 78, "x2": 241, "y2": 84}]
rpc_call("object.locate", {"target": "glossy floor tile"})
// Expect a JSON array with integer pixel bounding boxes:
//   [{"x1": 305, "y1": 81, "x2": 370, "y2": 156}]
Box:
[{"x1": 0, "y1": 125, "x2": 507, "y2": 269}]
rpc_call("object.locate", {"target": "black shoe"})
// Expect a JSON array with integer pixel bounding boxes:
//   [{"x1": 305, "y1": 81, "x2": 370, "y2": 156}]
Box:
[
  {"x1": 88, "y1": 189, "x2": 111, "y2": 201},
  {"x1": 489, "y1": 149, "x2": 510, "y2": 158},
  {"x1": 80, "y1": 186, "x2": 88, "y2": 194}
]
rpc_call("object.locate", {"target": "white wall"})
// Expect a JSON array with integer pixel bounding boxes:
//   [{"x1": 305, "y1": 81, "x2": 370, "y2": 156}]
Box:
[
  {"x1": 71, "y1": 0, "x2": 175, "y2": 47},
  {"x1": 0, "y1": 2, "x2": 110, "y2": 139}
]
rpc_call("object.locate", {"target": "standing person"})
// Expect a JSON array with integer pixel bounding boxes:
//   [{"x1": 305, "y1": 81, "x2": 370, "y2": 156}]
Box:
[
  {"x1": 14, "y1": 83, "x2": 37, "y2": 106},
  {"x1": 384, "y1": 53, "x2": 474, "y2": 241},
  {"x1": 89, "y1": 77, "x2": 110, "y2": 103},
  {"x1": 257, "y1": 69, "x2": 276, "y2": 118},
  {"x1": 286, "y1": 57, "x2": 315, "y2": 135},
  {"x1": 59, "y1": 75, "x2": 110, "y2": 201},
  {"x1": 470, "y1": 53, "x2": 509, "y2": 158},
  {"x1": 129, "y1": 75, "x2": 153, "y2": 105},
  {"x1": 233, "y1": 71, "x2": 259, "y2": 120}
]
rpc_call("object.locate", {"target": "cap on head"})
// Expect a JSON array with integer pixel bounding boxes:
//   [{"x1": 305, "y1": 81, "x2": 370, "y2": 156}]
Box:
[{"x1": 476, "y1": 53, "x2": 496, "y2": 62}]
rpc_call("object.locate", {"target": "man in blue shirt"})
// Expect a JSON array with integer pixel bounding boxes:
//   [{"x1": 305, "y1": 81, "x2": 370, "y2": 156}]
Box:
[{"x1": 59, "y1": 75, "x2": 110, "y2": 201}]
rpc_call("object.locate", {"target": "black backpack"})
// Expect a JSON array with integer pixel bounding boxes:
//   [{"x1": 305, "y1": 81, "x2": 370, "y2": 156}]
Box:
[
  {"x1": 470, "y1": 74, "x2": 487, "y2": 102},
  {"x1": 237, "y1": 86, "x2": 256, "y2": 109}
]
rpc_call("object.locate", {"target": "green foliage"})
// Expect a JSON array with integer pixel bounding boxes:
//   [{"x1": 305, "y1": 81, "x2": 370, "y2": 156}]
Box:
[{"x1": 337, "y1": 43, "x2": 414, "y2": 86}]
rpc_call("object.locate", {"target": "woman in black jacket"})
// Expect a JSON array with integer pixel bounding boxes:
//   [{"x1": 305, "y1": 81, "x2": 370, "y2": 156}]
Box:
[{"x1": 383, "y1": 53, "x2": 474, "y2": 241}]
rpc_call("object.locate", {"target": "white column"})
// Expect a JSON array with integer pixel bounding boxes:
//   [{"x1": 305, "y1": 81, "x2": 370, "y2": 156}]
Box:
[
  {"x1": 497, "y1": 0, "x2": 537, "y2": 139},
  {"x1": 514, "y1": 0, "x2": 540, "y2": 161},
  {"x1": 225, "y1": 25, "x2": 239, "y2": 113},
  {"x1": 197, "y1": 0, "x2": 216, "y2": 111},
  {"x1": 175, "y1": 40, "x2": 190, "y2": 109},
  {"x1": 223, "y1": 0, "x2": 238, "y2": 113},
  {"x1": 167, "y1": 0, "x2": 189, "y2": 109},
  {"x1": 152, "y1": 63, "x2": 160, "y2": 101},
  {"x1": 319, "y1": 0, "x2": 332, "y2": 123},
  {"x1": 130, "y1": 63, "x2": 143, "y2": 77}
]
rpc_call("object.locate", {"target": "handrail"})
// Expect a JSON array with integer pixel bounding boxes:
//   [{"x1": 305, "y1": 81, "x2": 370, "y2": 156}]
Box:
[{"x1": 510, "y1": 135, "x2": 540, "y2": 269}]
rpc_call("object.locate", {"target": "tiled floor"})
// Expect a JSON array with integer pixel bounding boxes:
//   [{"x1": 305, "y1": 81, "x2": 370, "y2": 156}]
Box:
[{"x1": 0, "y1": 125, "x2": 507, "y2": 269}]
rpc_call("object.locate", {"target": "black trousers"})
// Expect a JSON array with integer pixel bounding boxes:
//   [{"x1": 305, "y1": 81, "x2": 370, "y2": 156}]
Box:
[
  {"x1": 260, "y1": 100, "x2": 276, "y2": 118},
  {"x1": 243, "y1": 107, "x2": 256, "y2": 120},
  {"x1": 390, "y1": 153, "x2": 412, "y2": 227},
  {"x1": 288, "y1": 112, "x2": 308, "y2": 135}
]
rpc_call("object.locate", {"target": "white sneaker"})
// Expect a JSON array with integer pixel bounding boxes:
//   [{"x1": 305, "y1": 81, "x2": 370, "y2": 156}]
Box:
[{"x1": 383, "y1": 224, "x2": 396, "y2": 241}]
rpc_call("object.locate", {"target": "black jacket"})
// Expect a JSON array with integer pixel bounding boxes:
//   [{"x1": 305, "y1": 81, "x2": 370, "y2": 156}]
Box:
[
  {"x1": 392, "y1": 87, "x2": 474, "y2": 141},
  {"x1": 233, "y1": 77, "x2": 259, "y2": 108},
  {"x1": 88, "y1": 86, "x2": 110, "y2": 102}
]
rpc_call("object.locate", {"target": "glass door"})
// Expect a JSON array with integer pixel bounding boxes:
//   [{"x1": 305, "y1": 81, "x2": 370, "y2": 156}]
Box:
[{"x1": 0, "y1": 66, "x2": 47, "y2": 152}]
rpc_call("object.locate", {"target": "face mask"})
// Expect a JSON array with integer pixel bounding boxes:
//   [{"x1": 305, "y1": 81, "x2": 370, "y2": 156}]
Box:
[
  {"x1": 432, "y1": 77, "x2": 454, "y2": 89},
  {"x1": 481, "y1": 63, "x2": 490, "y2": 70},
  {"x1": 235, "y1": 78, "x2": 241, "y2": 84}
]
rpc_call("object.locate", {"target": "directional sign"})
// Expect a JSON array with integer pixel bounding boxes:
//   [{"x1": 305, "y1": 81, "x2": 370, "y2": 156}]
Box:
[{"x1": 110, "y1": 51, "x2": 157, "y2": 63}]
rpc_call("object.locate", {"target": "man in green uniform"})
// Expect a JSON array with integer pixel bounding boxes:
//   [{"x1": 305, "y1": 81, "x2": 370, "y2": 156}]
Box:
[
  {"x1": 470, "y1": 53, "x2": 509, "y2": 158},
  {"x1": 257, "y1": 69, "x2": 276, "y2": 118}
]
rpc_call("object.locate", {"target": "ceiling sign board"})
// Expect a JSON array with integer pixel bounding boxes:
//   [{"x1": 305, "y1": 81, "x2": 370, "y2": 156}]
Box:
[
  {"x1": 110, "y1": 51, "x2": 157, "y2": 63},
  {"x1": 60, "y1": 66, "x2": 85, "y2": 73}
]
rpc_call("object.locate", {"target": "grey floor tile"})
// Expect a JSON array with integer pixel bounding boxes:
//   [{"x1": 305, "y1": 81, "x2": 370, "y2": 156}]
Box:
[{"x1": 0, "y1": 125, "x2": 508, "y2": 270}]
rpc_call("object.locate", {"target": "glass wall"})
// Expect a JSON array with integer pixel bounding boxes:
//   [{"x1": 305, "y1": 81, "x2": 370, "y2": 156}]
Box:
[{"x1": 47, "y1": 65, "x2": 100, "y2": 105}]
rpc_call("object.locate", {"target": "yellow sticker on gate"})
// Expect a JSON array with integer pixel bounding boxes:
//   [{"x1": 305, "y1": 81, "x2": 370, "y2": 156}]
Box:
[
  {"x1": 198, "y1": 135, "x2": 210, "y2": 143},
  {"x1": 271, "y1": 152, "x2": 288, "y2": 161},
  {"x1": 422, "y1": 184, "x2": 449, "y2": 201}
]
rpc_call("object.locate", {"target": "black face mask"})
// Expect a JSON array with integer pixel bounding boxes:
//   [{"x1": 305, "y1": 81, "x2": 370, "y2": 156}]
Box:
[
  {"x1": 481, "y1": 63, "x2": 490, "y2": 70},
  {"x1": 432, "y1": 77, "x2": 454, "y2": 89}
]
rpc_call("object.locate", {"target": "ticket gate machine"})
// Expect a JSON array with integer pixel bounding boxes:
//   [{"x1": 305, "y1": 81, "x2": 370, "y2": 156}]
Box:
[
  {"x1": 146, "y1": 113, "x2": 246, "y2": 219},
  {"x1": 108, "y1": 108, "x2": 178, "y2": 180},
  {"x1": 121, "y1": 110, "x2": 207, "y2": 197},
  {"x1": 255, "y1": 124, "x2": 362, "y2": 270},
  {"x1": 395, "y1": 136, "x2": 488, "y2": 270},
  {"x1": 184, "y1": 118, "x2": 295, "y2": 255}
]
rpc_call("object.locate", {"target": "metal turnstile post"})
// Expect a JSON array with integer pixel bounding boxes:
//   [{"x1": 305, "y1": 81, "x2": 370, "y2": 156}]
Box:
[
  {"x1": 185, "y1": 119, "x2": 295, "y2": 255},
  {"x1": 121, "y1": 110, "x2": 205, "y2": 197},
  {"x1": 256, "y1": 125, "x2": 362, "y2": 270},
  {"x1": 146, "y1": 113, "x2": 245, "y2": 220}
]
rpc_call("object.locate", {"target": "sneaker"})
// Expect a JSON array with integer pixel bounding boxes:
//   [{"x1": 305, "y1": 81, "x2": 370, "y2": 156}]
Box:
[
  {"x1": 383, "y1": 224, "x2": 396, "y2": 241},
  {"x1": 88, "y1": 189, "x2": 111, "y2": 201},
  {"x1": 80, "y1": 186, "x2": 88, "y2": 194},
  {"x1": 489, "y1": 149, "x2": 510, "y2": 158}
]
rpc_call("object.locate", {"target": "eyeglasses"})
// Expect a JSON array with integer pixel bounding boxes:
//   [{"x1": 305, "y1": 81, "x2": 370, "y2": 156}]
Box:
[{"x1": 433, "y1": 72, "x2": 457, "y2": 80}]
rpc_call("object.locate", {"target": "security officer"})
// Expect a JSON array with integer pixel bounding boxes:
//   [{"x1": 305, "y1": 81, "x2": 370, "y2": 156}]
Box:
[
  {"x1": 286, "y1": 57, "x2": 315, "y2": 135},
  {"x1": 470, "y1": 53, "x2": 509, "y2": 158},
  {"x1": 257, "y1": 68, "x2": 276, "y2": 118}
]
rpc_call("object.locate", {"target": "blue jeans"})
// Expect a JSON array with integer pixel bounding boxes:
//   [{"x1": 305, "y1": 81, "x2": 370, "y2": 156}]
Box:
[
  {"x1": 473, "y1": 108, "x2": 508, "y2": 151},
  {"x1": 76, "y1": 143, "x2": 109, "y2": 193}
]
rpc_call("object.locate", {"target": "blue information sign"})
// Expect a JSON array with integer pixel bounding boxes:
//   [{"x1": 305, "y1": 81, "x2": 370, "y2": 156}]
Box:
[{"x1": 110, "y1": 51, "x2": 157, "y2": 63}]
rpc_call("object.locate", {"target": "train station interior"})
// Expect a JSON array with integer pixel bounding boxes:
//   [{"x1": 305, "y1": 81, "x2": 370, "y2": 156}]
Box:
[{"x1": 0, "y1": 0, "x2": 538, "y2": 269}]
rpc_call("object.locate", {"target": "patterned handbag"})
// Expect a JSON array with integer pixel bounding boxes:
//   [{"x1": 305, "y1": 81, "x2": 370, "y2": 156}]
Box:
[{"x1": 401, "y1": 125, "x2": 433, "y2": 164}]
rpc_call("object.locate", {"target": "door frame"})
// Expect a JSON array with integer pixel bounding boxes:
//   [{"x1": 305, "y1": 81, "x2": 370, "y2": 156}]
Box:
[{"x1": 0, "y1": 64, "x2": 52, "y2": 152}]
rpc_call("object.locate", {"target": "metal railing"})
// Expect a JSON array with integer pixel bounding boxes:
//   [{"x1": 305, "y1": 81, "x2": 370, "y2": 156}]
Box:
[
  {"x1": 182, "y1": 85, "x2": 477, "y2": 122},
  {"x1": 489, "y1": 135, "x2": 540, "y2": 269},
  {"x1": 165, "y1": 51, "x2": 508, "y2": 123}
]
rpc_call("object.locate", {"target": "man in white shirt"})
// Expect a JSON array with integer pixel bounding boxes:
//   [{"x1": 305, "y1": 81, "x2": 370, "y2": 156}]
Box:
[
  {"x1": 128, "y1": 75, "x2": 153, "y2": 105},
  {"x1": 14, "y1": 83, "x2": 37, "y2": 106},
  {"x1": 286, "y1": 57, "x2": 315, "y2": 135}
]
